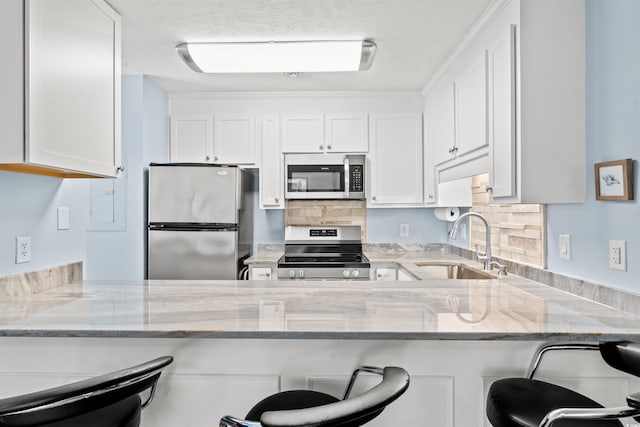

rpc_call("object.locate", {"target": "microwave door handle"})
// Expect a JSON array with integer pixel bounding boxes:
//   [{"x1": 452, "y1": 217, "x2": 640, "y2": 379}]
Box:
[{"x1": 344, "y1": 156, "x2": 350, "y2": 198}]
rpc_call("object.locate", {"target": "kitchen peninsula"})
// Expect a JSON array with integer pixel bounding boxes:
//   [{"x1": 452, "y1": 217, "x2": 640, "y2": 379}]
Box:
[{"x1": 1, "y1": 253, "x2": 639, "y2": 427}]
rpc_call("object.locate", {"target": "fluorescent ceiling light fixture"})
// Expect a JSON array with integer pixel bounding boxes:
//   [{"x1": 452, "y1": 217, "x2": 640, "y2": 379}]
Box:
[{"x1": 175, "y1": 40, "x2": 377, "y2": 73}]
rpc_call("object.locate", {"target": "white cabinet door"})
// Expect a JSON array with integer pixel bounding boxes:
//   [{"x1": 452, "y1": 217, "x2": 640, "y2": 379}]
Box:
[
  {"x1": 260, "y1": 115, "x2": 284, "y2": 209},
  {"x1": 374, "y1": 267, "x2": 397, "y2": 281},
  {"x1": 214, "y1": 115, "x2": 256, "y2": 164},
  {"x1": 24, "y1": 0, "x2": 121, "y2": 177},
  {"x1": 428, "y1": 84, "x2": 456, "y2": 166},
  {"x1": 170, "y1": 115, "x2": 213, "y2": 162},
  {"x1": 455, "y1": 52, "x2": 488, "y2": 158},
  {"x1": 368, "y1": 114, "x2": 423, "y2": 207},
  {"x1": 281, "y1": 115, "x2": 324, "y2": 153},
  {"x1": 324, "y1": 114, "x2": 368, "y2": 153},
  {"x1": 489, "y1": 26, "x2": 517, "y2": 200},
  {"x1": 250, "y1": 267, "x2": 274, "y2": 280}
]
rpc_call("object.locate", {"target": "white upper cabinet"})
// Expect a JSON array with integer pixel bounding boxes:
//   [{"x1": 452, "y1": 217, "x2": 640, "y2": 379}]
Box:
[
  {"x1": 455, "y1": 52, "x2": 488, "y2": 158},
  {"x1": 170, "y1": 114, "x2": 256, "y2": 165},
  {"x1": 324, "y1": 114, "x2": 368, "y2": 153},
  {"x1": 488, "y1": 25, "x2": 517, "y2": 200},
  {"x1": 0, "y1": 0, "x2": 121, "y2": 178},
  {"x1": 281, "y1": 115, "x2": 325, "y2": 153},
  {"x1": 426, "y1": 53, "x2": 487, "y2": 170},
  {"x1": 282, "y1": 114, "x2": 368, "y2": 153},
  {"x1": 214, "y1": 115, "x2": 256, "y2": 164},
  {"x1": 368, "y1": 114, "x2": 423, "y2": 207},
  {"x1": 423, "y1": 0, "x2": 585, "y2": 204},
  {"x1": 170, "y1": 115, "x2": 213, "y2": 162},
  {"x1": 427, "y1": 84, "x2": 456, "y2": 166},
  {"x1": 260, "y1": 115, "x2": 284, "y2": 209},
  {"x1": 489, "y1": 0, "x2": 585, "y2": 204}
]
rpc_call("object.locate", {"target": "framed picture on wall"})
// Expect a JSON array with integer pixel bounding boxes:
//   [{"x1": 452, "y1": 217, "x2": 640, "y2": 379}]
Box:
[{"x1": 594, "y1": 158, "x2": 634, "y2": 201}]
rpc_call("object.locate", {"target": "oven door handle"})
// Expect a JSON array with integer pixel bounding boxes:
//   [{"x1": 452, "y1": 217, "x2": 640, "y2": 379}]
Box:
[{"x1": 344, "y1": 156, "x2": 350, "y2": 199}]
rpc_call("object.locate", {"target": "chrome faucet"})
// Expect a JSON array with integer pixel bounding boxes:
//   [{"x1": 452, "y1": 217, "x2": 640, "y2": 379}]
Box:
[{"x1": 449, "y1": 212, "x2": 496, "y2": 272}]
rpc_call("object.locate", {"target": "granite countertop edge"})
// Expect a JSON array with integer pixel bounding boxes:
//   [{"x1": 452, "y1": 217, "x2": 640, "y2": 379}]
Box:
[{"x1": 1, "y1": 329, "x2": 635, "y2": 341}]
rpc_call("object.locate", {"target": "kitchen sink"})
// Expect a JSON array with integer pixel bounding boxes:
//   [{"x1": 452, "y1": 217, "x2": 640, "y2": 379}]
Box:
[{"x1": 413, "y1": 261, "x2": 494, "y2": 280}]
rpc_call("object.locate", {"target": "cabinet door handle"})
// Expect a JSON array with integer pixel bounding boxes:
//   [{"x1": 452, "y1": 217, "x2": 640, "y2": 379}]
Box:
[
  {"x1": 206, "y1": 156, "x2": 211, "y2": 161},
  {"x1": 265, "y1": 272, "x2": 271, "y2": 278},
  {"x1": 427, "y1": 194, "x2": 434, "y2": 200},
  {"x1": 327, "y1": 144, "x2": 332, "y2": 150},
  {"x1": 319, "y1": 144, "x2": 324, "y2": 150},
  {"x1": 116, "y1": 165, "x2": 125, "y2": 173},
  {"x1": 214, "y1": 155, "x2": 220, "y2": 161},
  {"x1": 485, "y1": 186, "x2": 493, "y2": 194},
  {"x1": 372, "y1": 196, "x2": 377, "y2": 201},
  {"x1": 275, "y1": 197, "x2": 279, "y2": 203}
]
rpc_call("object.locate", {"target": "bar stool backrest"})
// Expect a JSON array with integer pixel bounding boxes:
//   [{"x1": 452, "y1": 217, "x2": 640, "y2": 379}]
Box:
[
  {"x1": 600, "y1": 341, "x2": 640, "y2": 378},
  {"x1": 0, "y1": 356, "x2": 173, "y2": 427}
]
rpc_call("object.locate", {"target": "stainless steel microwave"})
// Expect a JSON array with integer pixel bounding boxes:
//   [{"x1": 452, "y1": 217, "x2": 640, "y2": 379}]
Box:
[{"x1": 284, "y1": 154, "x2": 365, "y2": 200}]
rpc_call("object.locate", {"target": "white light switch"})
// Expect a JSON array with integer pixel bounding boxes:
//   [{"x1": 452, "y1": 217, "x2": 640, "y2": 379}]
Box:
[
  {"x1": 559, "y1": 234, "x2": 571, "y2": 260},
  {"x1": 609, "y1": 240, "x2": 626, "y2": 271},
  {"x1": 57, "y1": 207, "x2": 70, "y2": 230}
]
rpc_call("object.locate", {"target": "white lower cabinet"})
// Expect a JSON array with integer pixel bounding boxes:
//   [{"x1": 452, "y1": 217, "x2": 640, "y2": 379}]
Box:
[
  {"x1": 5, "y1": 338, "x2": 635, "y2": 427},
  {"x1": 0, "y1": 0, "x2": 121, "y2": 178},
  {"x1": 374, "y1": 267, "x2": 397, "y2": 281},
  {"x1": 368, "y1": 114, "x2": 423, "y2": 207},
  {"x1": 374, "y1": 266, "x2": 415, "y2": 281},
  {"x1": 249, "y1": 266, "x2": 276, "y2": 280}
]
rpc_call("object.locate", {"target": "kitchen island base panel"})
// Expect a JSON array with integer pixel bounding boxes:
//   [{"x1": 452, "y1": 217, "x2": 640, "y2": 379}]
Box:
[{"x1": 1, "y1": 338, "x2": 638, "y2": 427}]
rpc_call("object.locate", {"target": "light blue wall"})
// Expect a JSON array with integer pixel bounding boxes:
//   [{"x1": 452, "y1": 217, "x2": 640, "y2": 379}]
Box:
[
  {"x1": 366, "y1": 208, "x2": 448, "y2": 243},
  {"x1": 546, "y1": 0, "x2": 640, "y2": 292},
  {"x1": 0, "y1": 172, "x2": 88, "y2": 276},
  {"x1": 85, "y1": 75, "x2": 169, "y2": 280}
]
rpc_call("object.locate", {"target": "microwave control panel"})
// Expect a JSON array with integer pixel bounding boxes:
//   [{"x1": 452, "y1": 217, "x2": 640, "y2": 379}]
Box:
[{"x1": 349, "y1": 165, "x2": 364, "y2": 192}]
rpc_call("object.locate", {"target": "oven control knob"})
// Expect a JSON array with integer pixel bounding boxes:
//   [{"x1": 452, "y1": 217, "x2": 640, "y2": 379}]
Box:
[
  {"x1": 289, "y1": 270, "x2": 296, "y2": 279},
  {"x1": 352, "y1": 270, "x2": 360, "y2": 278},
  {"x1": 343, "y1": 270, "x2": 350, "y2": 278},
  {"x1": 298, "y1": 270, "x2": 305, "y2": 278}
]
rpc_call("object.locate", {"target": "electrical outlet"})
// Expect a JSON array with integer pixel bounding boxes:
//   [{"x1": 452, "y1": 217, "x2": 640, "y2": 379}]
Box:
[
  {"x1": 559, "y1": 234, "x2": 571, "y2": 260},
  {"x1": 400, "y1": 223, "x2": 409, "y2": 237},
  {"x1": 609, "y1": 240, "x2": 626, "y2": 271},
  {"x1": 16, "y1": 236, "x2": 31, "y2": 264}
]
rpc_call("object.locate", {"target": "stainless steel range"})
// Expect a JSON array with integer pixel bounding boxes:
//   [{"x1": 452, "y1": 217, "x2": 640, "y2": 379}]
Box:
[{"x1": 277, "y1": 226, "x2": 370, "y2": 280}]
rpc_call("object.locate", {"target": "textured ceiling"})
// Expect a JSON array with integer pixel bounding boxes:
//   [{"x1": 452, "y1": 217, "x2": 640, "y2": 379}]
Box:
[{"x1": 107, "y1": 0, "x2": 494, "y2": 93}]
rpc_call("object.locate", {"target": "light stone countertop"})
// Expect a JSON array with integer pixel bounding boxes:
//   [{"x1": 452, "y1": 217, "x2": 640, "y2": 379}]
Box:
[{"x1": 1, "y1": 249, "x2": 639, "y2": 340}]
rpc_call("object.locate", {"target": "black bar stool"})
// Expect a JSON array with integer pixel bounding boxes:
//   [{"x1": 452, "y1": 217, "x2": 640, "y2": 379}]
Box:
[
  {"x1": 219, "y1": 365, "x2": 410, "y2": 427},
  {"x1": 0, "y1": 356, "x2": 173, "y2": 427},
  {"x1": 486, "y1": 341, "x2": 640, "y2": 427}
]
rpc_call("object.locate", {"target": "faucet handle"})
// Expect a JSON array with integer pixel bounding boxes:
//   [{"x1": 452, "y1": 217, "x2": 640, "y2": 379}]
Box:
[
  {"x1": 489, "y1": 261, "x2": 507, "y2": 276},
  {"x1": 474, "y1": 244, "x2": 488, "y2": 260}
]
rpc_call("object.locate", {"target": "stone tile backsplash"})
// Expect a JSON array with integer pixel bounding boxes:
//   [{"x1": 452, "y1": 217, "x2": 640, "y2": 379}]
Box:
[
  {"x1": 471, "y1": 174, "x2": 546, "y2": 268},
  {"x1": 285, "y1": 200, "x2": 367, "y2": 240}
]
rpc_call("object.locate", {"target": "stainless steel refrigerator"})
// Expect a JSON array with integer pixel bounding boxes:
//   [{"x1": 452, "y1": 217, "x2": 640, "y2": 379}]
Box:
[{"x1": 147, "y1": 163, "x2": 253, "y2": 280}]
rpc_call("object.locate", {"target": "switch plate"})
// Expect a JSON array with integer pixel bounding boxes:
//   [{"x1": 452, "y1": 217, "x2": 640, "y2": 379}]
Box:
[
  {"x1": 400, "y1": 223, "x2": 409, "y2": 237},
  {"x1": 57, "y1": 207, "x2": 70, "y2": 230},
  {"x1": 16, "y1": 236, "x2": 31, "y2": 264},
  {"x1": 559, "y1": 234, "x2": 571, "y2": 260},
  {"x1": 609, "y1": 240, "x2": 626, "y2": 271}
]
